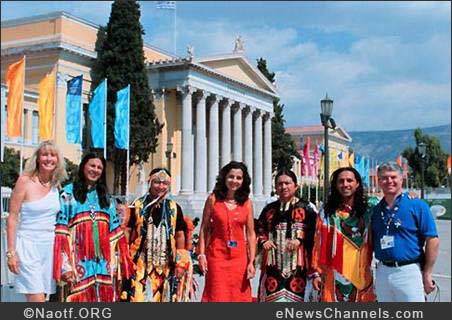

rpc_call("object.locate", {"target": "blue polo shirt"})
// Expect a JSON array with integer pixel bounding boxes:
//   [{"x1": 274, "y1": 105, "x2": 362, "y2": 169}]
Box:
[{"x1": 371, "y1": 192, "x2": 438, "y2": 262}]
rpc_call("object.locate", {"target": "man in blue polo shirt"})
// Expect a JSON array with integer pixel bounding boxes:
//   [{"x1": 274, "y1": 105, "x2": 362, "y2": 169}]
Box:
[{"x1": 371, "y1": 161, "x2": 439, "y2": 302}]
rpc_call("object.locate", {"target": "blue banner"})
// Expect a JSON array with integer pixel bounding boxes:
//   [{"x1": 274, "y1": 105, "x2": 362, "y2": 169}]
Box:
[
  {"x1": 65, "y1": 75, "x2": 83, "y2": 144},
  {"x1": 363, "y1": 157, "x2": 370, "y2": 187},
  {"x1": 114, "y1": 85, "x2": 130, "y2": 149},
  {"x1": 354, "y1": 154, "x2": 363, "y2": 179},
  {"x1": 88, "y1": 79, "x2": 107, "y2": 149}
]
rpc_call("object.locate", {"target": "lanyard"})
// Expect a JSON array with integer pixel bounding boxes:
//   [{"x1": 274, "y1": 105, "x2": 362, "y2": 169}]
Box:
[{"x1": 380, "y1": 205, "x2": 399, "y2": 235}]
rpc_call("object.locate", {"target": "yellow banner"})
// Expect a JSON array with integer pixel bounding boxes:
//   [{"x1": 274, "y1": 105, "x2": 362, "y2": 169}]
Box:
[
  {"x1": 6, "y1": 57, "x2": 25, "y2": 137},
  {"x1": 348, "y1": 151, "x2": 355, "y2": 168},
  {"x1": 37, "y1": 71, "x2": 55, "y2": 140}
]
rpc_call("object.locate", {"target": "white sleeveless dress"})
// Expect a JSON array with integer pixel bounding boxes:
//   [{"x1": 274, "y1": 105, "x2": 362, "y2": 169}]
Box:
[{"x1": 15, "y1": 187, "x2": 60, "y2": 294}]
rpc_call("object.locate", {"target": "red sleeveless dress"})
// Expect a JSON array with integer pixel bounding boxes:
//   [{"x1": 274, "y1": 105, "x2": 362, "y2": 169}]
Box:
[{"x1": 201, "y1": 199, "x2": 252, "y2": 302}]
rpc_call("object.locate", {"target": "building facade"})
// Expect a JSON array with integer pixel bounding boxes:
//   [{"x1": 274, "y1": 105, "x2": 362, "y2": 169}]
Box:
[
  {"x1": 1, "y1": 11, "x2": 277, "y2": 217},
  {"x1": 286, "y1": 124, "x2": 352, "y2": 182}
]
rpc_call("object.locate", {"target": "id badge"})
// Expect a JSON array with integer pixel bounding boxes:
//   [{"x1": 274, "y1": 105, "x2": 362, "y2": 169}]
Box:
[
  {"x1": 227, "y1": 240, "x2": 238, "y2": 248},
  {"x1": 380, "y1": 235, "x2": 395, "y2": 250}
]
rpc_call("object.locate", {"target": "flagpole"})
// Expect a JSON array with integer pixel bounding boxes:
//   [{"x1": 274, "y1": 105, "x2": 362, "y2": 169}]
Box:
[
  {"x1": 19, "y1": 55, "x2": 26, "y2": 175},
  {"x1": 52, "y1": 66, "x2": 57, "y2": 141},
  {"x1": 174, "y1": 2, "x2": 177, "y2": 55},
  {"x1": 126, "y1": 85, "x2": 130, "y2": 201},
  {"x1": 79, "y1": 78, "x2": 83, "y2": 162},
  {"x1": 103, "y1": 78, "x2": 107, "y2": 160}
]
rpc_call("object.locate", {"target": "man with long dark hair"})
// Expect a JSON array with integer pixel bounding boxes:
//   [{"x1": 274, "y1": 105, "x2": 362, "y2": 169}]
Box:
[
  {"x1": 313, "y1": 167, "x2": 376, "y2": 302},
  {"x1": 122, "y1": 168, "x2": 191, "y2": 302}
]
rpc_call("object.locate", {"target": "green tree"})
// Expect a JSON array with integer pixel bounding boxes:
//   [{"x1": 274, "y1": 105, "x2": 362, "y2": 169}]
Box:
[
  {"x1": 90, "y1": 0, "x2": 163, "y2": 194},
  {"x1": 256, "y1": 58, "x2": 299, "y2": 171},
  {"x1": 0, "y1": 147, "x2": 20, "y2": 188},
  {"x1": 63, "y1": 157, "x2": 79, "y2": 186},
  {"x1": 402, "y1": 128, "x2": 448, "y2": 188}
]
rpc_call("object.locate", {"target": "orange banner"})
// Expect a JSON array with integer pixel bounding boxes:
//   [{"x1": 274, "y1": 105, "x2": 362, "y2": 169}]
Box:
[
  {"x1": 448, "y1": 155, "x2": 451, "y2": 175},
  {"x1": 37, "y1": 71, "x2": 55, "y2": 140},
  {"x1": 6, "y1": 57, "x2": 25, "y2": 137}
]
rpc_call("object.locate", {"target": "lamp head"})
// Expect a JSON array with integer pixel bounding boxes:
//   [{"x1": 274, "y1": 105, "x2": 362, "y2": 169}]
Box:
[{"x1": 320, "y1": 93, "x2": 333, "y2": 117}]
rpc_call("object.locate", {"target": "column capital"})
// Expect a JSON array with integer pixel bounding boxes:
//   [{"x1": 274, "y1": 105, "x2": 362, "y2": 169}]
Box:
[
  {"x1": 221, "y1": 97, "x2": 234, "y2": 109},
  {"x1": 57, "y1": 72, "x2": 68, "y2": 88},
  {"x1": 151, "y1": 88, "x2": 167, "y2": 100},
  {"x1": 195, "y1": 89, "x2": 208, "y2": 102},
  {"x1": 209, "y1": 93, "x2": 222, "y2": 104},
  {"x1": 253, "y1": 108, "x2": 263, "y2": 119},
  {"x1": 263, "y1": 111, "x2": 274, "y2": 121},
  {"x1": 232, "y1": 101, "x2": 244, "y2": 112},
  {"x1": 243, "y1": 105, "x2": 256, "y2": 115},
  {"x1": 177, "y1": 84, "x2": 196, "y2": 96}
]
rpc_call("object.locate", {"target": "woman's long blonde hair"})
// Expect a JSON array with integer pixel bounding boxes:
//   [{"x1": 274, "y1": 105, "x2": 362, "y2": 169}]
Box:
[{"x1": 23, "y1": 140, "x2": 68, "y2": 188}]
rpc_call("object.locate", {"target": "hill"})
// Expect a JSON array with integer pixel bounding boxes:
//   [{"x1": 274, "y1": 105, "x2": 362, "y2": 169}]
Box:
[{"x1": 349, "y1": 124, "x2": 451, "y2": 163}]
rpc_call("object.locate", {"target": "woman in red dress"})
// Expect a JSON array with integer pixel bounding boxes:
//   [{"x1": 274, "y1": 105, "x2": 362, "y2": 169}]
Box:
[{"x1": 198, "y1": 161, "x2": 256, "y2": 302}]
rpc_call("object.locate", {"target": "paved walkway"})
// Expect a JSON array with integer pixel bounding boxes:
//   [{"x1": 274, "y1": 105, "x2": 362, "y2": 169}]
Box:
[{"x1": 1, "y1": 220, "x2": 450, "y2": 302}]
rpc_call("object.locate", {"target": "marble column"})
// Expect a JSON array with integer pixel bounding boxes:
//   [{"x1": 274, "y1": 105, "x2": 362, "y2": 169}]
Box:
[
  {"x1": 263, "y1": 112, "x2": 273, "y2": 197},
  {"x1": 232, "y1": 103, "x2": 243, "y2": 162},
  {"x1": 243, "y1": 105, "x2": 254, "y2": 179},
  {"x1": 180, "y1": 85, "x2": 194, "y2": 194},
  {"x1": 253, "y1": 110, "x2": 263, "y2": 196},
  {"x1": 208, "y1": 94, "x2": 220, "y2": 192},
  {"x1": 221, "y1": 99, "x2": 232, "y2": 167},
  {"x1": 195, "y1": 90, "x2": 207, "y2": 193}
]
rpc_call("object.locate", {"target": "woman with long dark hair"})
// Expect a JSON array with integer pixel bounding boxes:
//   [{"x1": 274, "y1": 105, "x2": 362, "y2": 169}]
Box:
[
  {"x1": 256, "y1": 170, "x2": 319, "y2": 302},
  {"x1": 198, "y1": 161, "x2": 256, "y2": 302},
  {"x1": 53, "y1": 152, "x2": 133, "y2": 302},
  {"x1": 312, "y1": 167, "x2": 376, "y2": 302}
]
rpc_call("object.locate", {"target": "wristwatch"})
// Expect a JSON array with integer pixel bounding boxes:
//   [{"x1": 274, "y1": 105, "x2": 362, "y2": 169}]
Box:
[{"x1": 6, "y1": 250, "x2": 16, "y2": 259}]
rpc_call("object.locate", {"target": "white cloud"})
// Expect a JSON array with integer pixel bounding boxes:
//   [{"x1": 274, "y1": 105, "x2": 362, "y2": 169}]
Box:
[{"x1": 153, "y1": 16, "x2": 450, "y2": 131}]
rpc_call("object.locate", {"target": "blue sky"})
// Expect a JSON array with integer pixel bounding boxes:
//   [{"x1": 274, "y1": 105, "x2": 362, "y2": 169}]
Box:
[{"x1": 2, "y1": 1, "x2": 451, "y2": 131}]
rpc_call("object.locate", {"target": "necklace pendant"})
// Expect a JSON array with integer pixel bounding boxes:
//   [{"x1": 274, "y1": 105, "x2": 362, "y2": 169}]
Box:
[{"x1": 89, "y1": 205, "x2": 96, "y2": 221}]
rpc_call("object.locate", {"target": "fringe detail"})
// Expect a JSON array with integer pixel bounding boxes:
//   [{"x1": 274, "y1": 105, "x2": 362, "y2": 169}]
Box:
[
  {"x1": 117, "y1": 236, "x2": 134, "y2": 279},
  {"x1": 98, "y1": 283, "x2": 114, "y2": 302},
  {"x1": 53, "y1": 232, "x2": 70, "y2": 281},
  {"x1": 67, "y1": 283, "x2": 114, "y2": 302},
  {"x1": 98, "y1": 221, "x2": 110, "y2": 259},
  {"x1": 67, "y1": 285, "x2": 96, "y2": 302},
  {"x1": 184, "y1": 216, "x2": 195, "y2": 250},
  {"x1": 332, "y1": 222, "x2": 337, "y2": 258},
  {"x1": 75, "y1": 222, "x2": 95, "y2": 260}
]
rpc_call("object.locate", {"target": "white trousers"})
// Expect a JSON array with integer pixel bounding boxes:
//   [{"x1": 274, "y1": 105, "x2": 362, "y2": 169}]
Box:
[{"x1": 375, "y1": 262, "x2": 425, "y2": 302}]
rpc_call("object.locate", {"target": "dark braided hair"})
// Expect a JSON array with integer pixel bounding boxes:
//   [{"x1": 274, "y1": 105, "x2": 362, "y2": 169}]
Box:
[
  {"x1": 324, "y1": 167, "x2": 367, "y2": 218},
  {"x1": 213, "y1": 161, "x2": 251, "y2": 205},
  {"x1": 73, "y1": 152, "x2": 110, "y2": 209}
]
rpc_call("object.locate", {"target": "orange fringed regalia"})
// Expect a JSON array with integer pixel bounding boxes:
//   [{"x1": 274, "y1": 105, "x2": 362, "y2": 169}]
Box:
[{"x1": 312, "y1": 204, "x2": 376, "y2": 302}]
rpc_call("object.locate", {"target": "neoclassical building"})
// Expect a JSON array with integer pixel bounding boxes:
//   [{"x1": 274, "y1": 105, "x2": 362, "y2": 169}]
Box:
[{"x1": 1, "y1": 11, "x2": 277, "y2": 216}]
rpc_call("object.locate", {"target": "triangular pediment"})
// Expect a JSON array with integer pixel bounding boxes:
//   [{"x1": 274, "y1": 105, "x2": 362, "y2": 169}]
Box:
[
  {"x1": 195, "y1": 54, "x2": 278, "y2": 95},
  {"x1": 331, "y1": 126, "x2": 352, "y2": 142}
]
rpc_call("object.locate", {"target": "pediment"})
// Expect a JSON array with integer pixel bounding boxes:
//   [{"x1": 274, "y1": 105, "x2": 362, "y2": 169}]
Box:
[
  {"x1": 331, "y1": 126, "x2": 352, "y2": 142},
  {"x1": 195, "y1": 54, "x2": 278, "y2": 95}
]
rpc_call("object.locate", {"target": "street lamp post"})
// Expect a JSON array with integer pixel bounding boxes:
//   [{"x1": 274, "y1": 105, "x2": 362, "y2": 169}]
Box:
[
  {"x1": 417, "y1": 142, "x2": 426, "y2": 199},
  {"x1": 320, "y1": 93, "x2": 335, "y2": 203}
]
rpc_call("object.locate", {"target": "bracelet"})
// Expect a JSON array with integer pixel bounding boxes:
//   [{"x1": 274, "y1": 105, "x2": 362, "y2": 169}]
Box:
[
  {"x1": 308, "y1": 272, "x2": 321, "y2": 279},
  {"x1": 197, "y1": 254, "x2": 206, "y2": 259},
  {"x1": 6, "y1": 250, "x2": 16, "y2": 259}
]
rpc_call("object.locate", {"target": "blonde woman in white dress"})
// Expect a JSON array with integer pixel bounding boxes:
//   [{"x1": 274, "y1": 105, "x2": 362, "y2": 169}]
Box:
[{"x1": 6, "y1": 141, "x2": 67, "y2": 302}]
